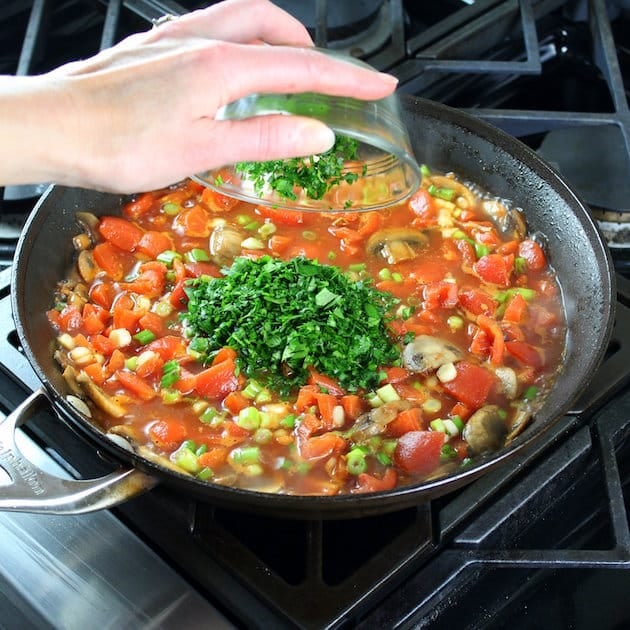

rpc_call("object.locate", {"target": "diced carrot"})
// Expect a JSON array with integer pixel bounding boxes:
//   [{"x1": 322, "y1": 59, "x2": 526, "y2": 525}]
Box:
[
  {"x1": 387, "y1": 407, "x2": 424, "y2": 437},
  {"x1": 107, "y1": 348, "x2": 126, "y2": 374},
  {"x1": 341, "y1": 394, "x2": 364, "y2": 422},
  {"x1": 315, "y1": 392, "x2": 339, "y2": 429},
  {"x1": 98, "y1": 216, "x2": 144, "y2": 252},
  {"x1": 295, "y1": 385, "x2": 319, "y2": 412},
  {"x1": 451, "y1": 402, "x2": 471, "y2": 421},
  {"x1": 116, "y1": 369, "x2": 156, "y2": 400},
  {"x1": 147, "y1": 335, "x2": 187, "y2": 360},
  {"x1": 112, "y1": 306, "x2": 143, "y2": 333},
  {"x1": 58, "y1": 305, "x2": 83, "y2": 333},
  {"x1": 92, "y1": 334, "x2": 115, "y2": 356},
  {"x1": 201, "y1": 188, "x2": 241, "y2": 213},
  {"x1": 83, "y1": 362, "x2": 106, "y2": 385},
  {"x1": 223, "y1": 390, "x2": 250, "y2": 415},
  {"x1": 268, "y1": 234, "x2": 292, "y2": 255},
  {"x1": 212, "y1": 347, "x2": 238, "y2": 365},
  {"x1": 198, "y1": 447, "x2": 230, "y2": 470}
]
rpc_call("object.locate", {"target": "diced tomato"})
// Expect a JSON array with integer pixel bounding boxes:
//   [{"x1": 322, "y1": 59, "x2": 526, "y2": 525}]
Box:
[
  {"x1": 83, "y1": 362, "x2": 106, "y2": 385},
  {"x1": 451, "y1": 401, "x2": 471, "y2": 421},
  {"x1": 98, "y1": 216, "x2": 144, "y2": 252},
  {"x1": 123, "y1": 192, "x2": 155, "y2": 220},
  {"x1": 136, "y1": 352, "x2": 164, "y2": 378},
  {"x1": 146, "y1": 335, "x2": 186, "y2": 360},
  {"x1": 476, "y1": 314, "x2": 505, "y2": 366},
  {"x1": 107, "y1": 348, "x2": 126, "y2": 374},
  {"x1": 410, "y1": 260, "x2": 448, "y2": 283},
  {"x1": 354, "y1": 468, "x2": 398, "y2": 493},
  {"x1": 184, "y1": 261, "x2": 221, "y2": 278},
  {"x1": 137, "y1": 230, "x2": 173, "y2": 258},
  {"x1": 423, "y1": 281, "x2": 459, "y2": 310},
  {"x1": 458, "y1": 288, "x2": 498, "y2": 316},
  {"x1": 174, "y1": 205, "x2": 211, "y2": 237},
  {"x1": 93, "y1": 241, "x2": 128, "y2": 280},
  {"x1": 381, "y1": 366, "x2": 410, "y2": 384},
  {"x1": 201, "y1": 188, "x2": 241, "y2": 213},
  {"x1": 299, "y1": 433, "x2": 346, "y2": 461},
  {"x1": 503, "y1": 292, "x2": 528, "y2": 323},
  {"x1": 408, "y1": 188, "x2": 437, "y2": 227},
  {"x1": 212, "y1": 347, "x2": 238, "y2": 365},
  {"x1": 138, "y1": 312, "x2": 165, "y2": 337},
  {"x1": 92, "y1": 334, "x2": 115, "y2": 356},
  {"x1": 394, "y1": 430, "x2": 445, "y2": 475},
  {"x1": 518, "y1": 239, "x2": 547, "y2": 271},
  {"x1": 505, "y1": 341, "x2": 545, "y2": 369},
  {"x1": 295, "y1": 385, "x2": 319, "y2": 412},
  {"x1": 387, "y1": 407, "x2": 424, "y2": 437},
  {"x1": 194, "y1": 358, "x2": 240, "y2": 400},
  {"x1": 57, "y1": 305, "x2": 83, "y2": 333},
  {"x1": 442, "y1": 361, "x2": 497, "y2": 409},
  {"x1": 307, "y1": 369, "x2": 345, "y2": 396},
  {"x1": 469, "y1": 328, "x2": 491, "y2": 359},
  {"x1": 89, "y1": 282, "x2": 115, "y2": 310},
  {"x1": 112, "y1": 305, "x2": 143, "y2": 333},
  {"x1": 473, "y1": 254, "x2": 513, "y2": 287},
  {"x1": 357, "y1": 211, "x2": 383, "y2": 237},
  {"x1": 149, "y1": 419, "x2": 187, "y2": 451}
]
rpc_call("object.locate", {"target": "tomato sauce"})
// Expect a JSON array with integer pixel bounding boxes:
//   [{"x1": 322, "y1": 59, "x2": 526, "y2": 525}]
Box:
[{"x1": 49, "y1": 171, "x2": 566, "y2": 495}]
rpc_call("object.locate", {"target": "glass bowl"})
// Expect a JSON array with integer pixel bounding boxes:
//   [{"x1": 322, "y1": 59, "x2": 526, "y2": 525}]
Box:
[{"x1": 193, "y1": 56, "x2": 420, "y2": 212}]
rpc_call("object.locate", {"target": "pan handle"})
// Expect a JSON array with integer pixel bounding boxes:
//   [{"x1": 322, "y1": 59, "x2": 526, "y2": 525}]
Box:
[{"x1": 0, "y1": 388, "x2": 158, "y2": 514}]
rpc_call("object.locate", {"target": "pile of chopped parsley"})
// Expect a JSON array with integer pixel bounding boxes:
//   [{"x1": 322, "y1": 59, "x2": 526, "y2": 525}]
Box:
[
  {"x1": 234, "y1": 135, "x2": 366, "y2": 202},
  {"x1": 183, "y1": 256, "x2": 399, "y2": 396}
]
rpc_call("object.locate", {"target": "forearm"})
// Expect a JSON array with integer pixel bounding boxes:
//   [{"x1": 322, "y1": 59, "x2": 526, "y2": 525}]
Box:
[{"x1": 0, "y1": 75, "x2": 81, "y2": 187}]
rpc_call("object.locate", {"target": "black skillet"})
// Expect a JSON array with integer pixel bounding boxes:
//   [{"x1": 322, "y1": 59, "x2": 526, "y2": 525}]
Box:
[{"x1": 3, "y1": 95, "x2": 615, "y2": 518}]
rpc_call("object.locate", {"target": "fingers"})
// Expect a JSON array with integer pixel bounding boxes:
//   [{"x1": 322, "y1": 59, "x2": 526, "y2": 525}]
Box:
[
  {"x1": 202, "y1": 42, "x2": 398, "y2": 105},
  {"x1": 157, "y1": 0, "x2": 314, "y2": 47},
  {"x1": 185, "y1": 115, "x2": 336, "y2": 173}
]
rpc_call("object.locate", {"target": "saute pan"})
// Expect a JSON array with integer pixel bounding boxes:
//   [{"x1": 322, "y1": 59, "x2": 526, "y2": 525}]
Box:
[{"x1": 2, "y1": 96, "x2": 615, "y2": 518}]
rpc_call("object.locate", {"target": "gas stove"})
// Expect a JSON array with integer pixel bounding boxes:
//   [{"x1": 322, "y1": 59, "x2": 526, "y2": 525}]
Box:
[{"x1": 2, "y1": 1, "x2": 630, "y2": 629}]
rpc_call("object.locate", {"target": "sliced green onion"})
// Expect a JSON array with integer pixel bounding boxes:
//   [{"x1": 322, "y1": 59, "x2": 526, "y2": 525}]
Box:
[
  {"x1": 197, "y1": 467, "x2": 214, "y2": 481},
  {"x1": 440, "y1": 444, "x2": 458, "y2": 461},
  {"x1": 514, "y1": 256, "x2": 528, "y2": 274},
  {"x1": 346, "y1": 448, "x2": 368, "y2": 475},
  {"x1": 133, "y1": 329, "x2": 156, "y2": 345},
  {"x1": 428, "y1": 184, "x2": 456, "y2": 201},
  {"x1": 172, "y1": 447, "x2": 200, "y2": 474},
  {"x1": 185, "y1": 248, "x2": 211, "y2": 263},
  {"x1": 162, "y1": 202, "x2": 180, "y2": 216},
  {"x1": 473, "y1": 242, "x2": 490, "y2": 259},
  {"x1": 430, "y1": 418, "x2": 446, "y2": 433},
  {"x1": 376, "y1": 383, "x2": 400, "y2": 403},
  {"x1": 160, "y1": 359, "x2": 181, "y2": 388},
  {"x1": 420, "y1": 164, "x2": 432, "y2": 177},
  {"x1": 524, "y1": 386, "x2": 538, "y2": 401},
  {"x1": 157, "y1": 250, "x2": 183, "y2": 266},
  {"x1": 231, "y1": 446, "x2": 261, "y2": 465},
  {"x1": 237, "y1": 407, "x2": 261, "y2": 431},
  {"x1": 376, "y1": 452, "x2": 392, "y2": 466}
]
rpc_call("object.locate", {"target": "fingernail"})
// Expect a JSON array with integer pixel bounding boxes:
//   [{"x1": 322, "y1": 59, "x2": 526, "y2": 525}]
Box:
[
  {"x1": 296, "y1": 121, "x2": 336, "y2": 154},
  {"x1": 378, "y1": 72, "x2": 399, "y2": 86}
]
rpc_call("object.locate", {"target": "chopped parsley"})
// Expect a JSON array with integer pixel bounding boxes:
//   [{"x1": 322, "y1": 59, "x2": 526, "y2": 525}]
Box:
[
  {"x1": 234, "y1": 135, "x2": 366, "y2": 202},
  {"x1": 183, "y1": 256, "x2": 399, "y2": 396}
]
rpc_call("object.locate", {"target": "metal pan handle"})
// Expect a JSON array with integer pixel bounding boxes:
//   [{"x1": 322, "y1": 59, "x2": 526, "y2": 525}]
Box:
[{"x1": 0, "y1": 388, "x2": 157, "y2": 514}]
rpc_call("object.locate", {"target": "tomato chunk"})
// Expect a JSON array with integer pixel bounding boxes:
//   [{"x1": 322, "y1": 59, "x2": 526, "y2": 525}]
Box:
[
  {"x1": 442, "y1": 361, "x2": 497, "y2": 409},
  {"x1": 394, "y1": 430, "x2": 445, "y2": 475}
]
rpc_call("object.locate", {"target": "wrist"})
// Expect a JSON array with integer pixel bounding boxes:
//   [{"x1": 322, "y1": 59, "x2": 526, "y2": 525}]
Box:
[{"x1": 0, "y1": 74, "x2": 84, "y2": 188}]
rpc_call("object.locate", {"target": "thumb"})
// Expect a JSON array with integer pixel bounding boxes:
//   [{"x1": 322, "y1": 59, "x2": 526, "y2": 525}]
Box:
[{"x1": 209, "y1": 114, "x2": 336, "y2": 166}]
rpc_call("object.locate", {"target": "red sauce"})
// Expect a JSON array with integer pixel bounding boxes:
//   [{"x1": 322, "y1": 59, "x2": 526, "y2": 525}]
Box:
[{"x1": 49, "y1": 174, "x2": 565, "y2": 495}]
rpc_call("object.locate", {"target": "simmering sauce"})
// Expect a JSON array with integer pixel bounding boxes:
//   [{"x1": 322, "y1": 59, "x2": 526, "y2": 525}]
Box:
[{"x1": 48, "y1": 170, "x2": 565, "y2": 495}]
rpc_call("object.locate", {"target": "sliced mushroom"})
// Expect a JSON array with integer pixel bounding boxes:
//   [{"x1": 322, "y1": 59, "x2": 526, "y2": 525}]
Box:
[
  {"x1": 77, "y1": 250, "x2": 98, "y2": 283},
  {"x1": 75, "y1": 371, "x2": 127, "y2": 418},
  {"x1": 481, "y1": 198, "x2": 526, "y2": 240},
  {"x1": 462, "y1": 405, "x2": 508, "y2": 455},
  {"x1": 506, "y1": 404, "x2": 534, "y2": 443},
  {"x1": 209, "y1": 223, "x2": 246, "y2": 267},
  {"x1": 351, "y1": 400, "x2": 413, "y2": 441},
  {"x1": 366, "y1": 228, "x2": 429, "y2": 264},
  {"x1": 402, "y1": 335, "x2": 463, "y2": 373},
  {"x1": 75, "y1": 211, "x2": 101, "y2": 245},
  {"x1": 494, "y1": 366, "x2": 518, "y2": 400}
]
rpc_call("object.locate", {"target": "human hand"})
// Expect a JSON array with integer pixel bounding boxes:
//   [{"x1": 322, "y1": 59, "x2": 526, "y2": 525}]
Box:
[{"x1": 1, "y1": 0, "x2": 398, "y2": 193}]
